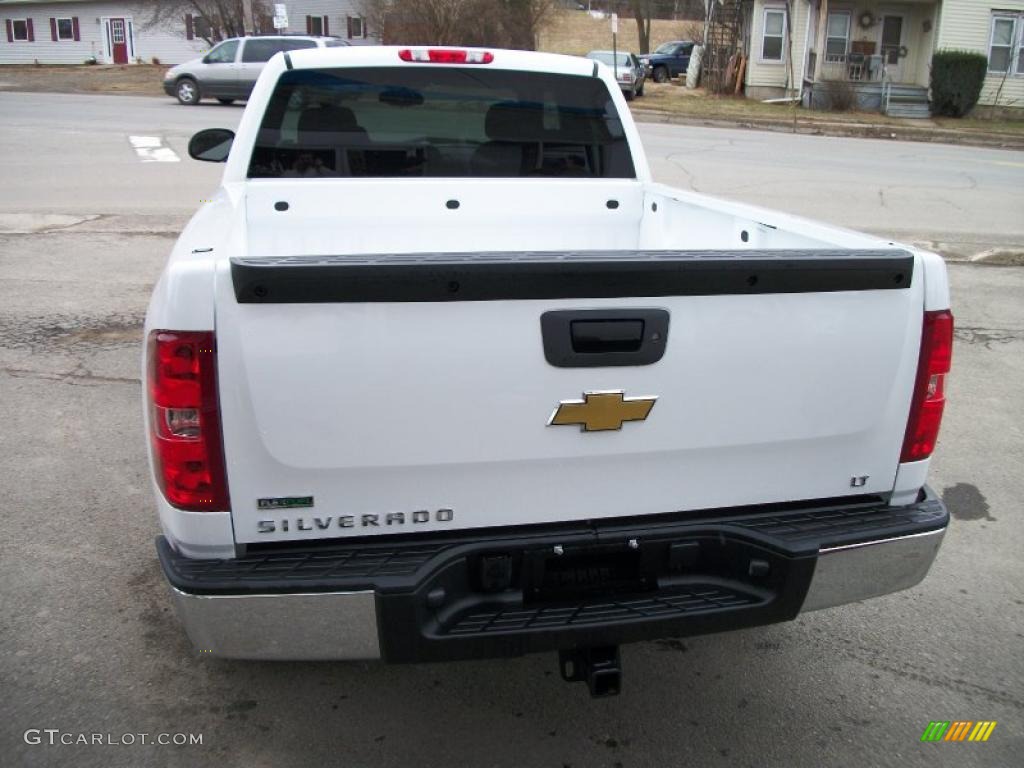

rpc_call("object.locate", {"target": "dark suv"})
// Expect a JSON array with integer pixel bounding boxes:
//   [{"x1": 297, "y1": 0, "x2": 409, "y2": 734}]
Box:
[{"x1": 640, "y1": 40, "x2": 695, "y2": 83}]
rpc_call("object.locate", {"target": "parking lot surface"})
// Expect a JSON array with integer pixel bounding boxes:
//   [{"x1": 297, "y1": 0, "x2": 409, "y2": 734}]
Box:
[{"x1": 1, "y1": 91, "x2": 1022, "y2": 767}]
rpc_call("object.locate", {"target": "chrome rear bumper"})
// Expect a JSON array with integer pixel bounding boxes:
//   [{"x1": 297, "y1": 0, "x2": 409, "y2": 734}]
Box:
[
  {"x1": 162, "y1": 492, "x2": 947, "y2": 661},
  {"x1": 168, "y1": 587, "x2": 381, "y2": 660},
  {"x1": 801, "y1": 527, "x2": 946, "y2": 611}
]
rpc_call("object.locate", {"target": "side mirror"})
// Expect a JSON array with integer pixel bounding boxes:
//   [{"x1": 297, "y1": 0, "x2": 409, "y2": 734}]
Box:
[{"x1": 188, "y1": 128, "x2": 234, "y2": 162}]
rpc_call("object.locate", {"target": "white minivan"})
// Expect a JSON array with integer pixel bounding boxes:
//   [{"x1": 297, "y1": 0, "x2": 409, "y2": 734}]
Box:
[{"x1": 163, "y1": 35, "x2": 349, "y2": 105}]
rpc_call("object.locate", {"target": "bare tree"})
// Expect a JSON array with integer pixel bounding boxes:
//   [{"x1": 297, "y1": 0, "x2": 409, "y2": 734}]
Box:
[
  {"x1": 147, "y1": 0, "x2": 270, "y2": 45},
  {"x1": 631, "y1": 0, "x2": 655, "y2": 55},
  {"x1": 502, "y1": 0, "x2": 555, "y2": 50},
  {"x1": 629, "y1": 0, "x2": 701, "y2": 54},
  {"x1": 360, "y1": 0, "x2": 555, "y2": 49}
]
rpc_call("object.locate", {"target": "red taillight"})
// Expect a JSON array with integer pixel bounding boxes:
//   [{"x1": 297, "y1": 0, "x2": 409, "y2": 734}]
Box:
[
  {"x1": 397, "y1": 48, "x2": 494, "y2": 64},
  {"x1": 900, "y1": 310, "x2": 954, "y2": 463},
  {"x1": 147, "y1": 330, "x2": 229, "y2": 511}
]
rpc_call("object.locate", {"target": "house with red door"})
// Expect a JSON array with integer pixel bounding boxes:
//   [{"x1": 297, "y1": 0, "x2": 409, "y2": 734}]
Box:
[{"x1": 0, "y1": 0, "x2": 376, "y2": 65}]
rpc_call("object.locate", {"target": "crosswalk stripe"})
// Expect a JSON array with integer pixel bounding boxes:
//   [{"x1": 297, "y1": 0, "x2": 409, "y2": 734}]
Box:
[{"x1": 128, "y1": 135, "x2": 180, "y2": 163}]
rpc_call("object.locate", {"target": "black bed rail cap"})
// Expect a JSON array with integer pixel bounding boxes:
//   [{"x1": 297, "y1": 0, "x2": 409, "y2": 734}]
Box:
[{"x1": 230, "y1": 249, "x2": 914, "y2": 304}]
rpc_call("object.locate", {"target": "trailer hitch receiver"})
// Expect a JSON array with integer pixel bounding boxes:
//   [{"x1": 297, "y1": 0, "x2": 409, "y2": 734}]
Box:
[{"x1": 558, "y1": 646, "x2": 622, "y2": 697}]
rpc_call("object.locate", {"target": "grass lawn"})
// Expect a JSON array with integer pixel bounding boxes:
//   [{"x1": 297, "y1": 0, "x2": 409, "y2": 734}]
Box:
[
  {"x1": 0, "y1": 64, "x2": 166, "y2": 96},
  {"x1": 634, "y1": 83, "x2": 1024, "y2": 137},
  {"x1": 538, "y1": 9, "x2": 700, "y2": 57}
]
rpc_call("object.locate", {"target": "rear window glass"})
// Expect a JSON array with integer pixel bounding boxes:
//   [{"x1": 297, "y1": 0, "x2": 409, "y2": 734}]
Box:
[
  {"x1": 280, "y1": 39, "x2": 317, "y2": 52},
  {"x1": 247, "y1": 67, "x2": 634, "y2": 179},
  {"x1": 243, "y1": 39, "x2": 317, "y2": 63},
  {"x1": 588, "y1": 52, "x2": 630, "y2": 67}
]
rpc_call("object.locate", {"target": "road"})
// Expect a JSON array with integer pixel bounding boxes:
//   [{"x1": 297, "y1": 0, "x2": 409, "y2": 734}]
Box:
[
  {"x1": 1, "y1": 90, "x2": 1023, "y2": 768},
  {"x1": 2, "y1": 90, "x2": 1023, "y2": 263}
]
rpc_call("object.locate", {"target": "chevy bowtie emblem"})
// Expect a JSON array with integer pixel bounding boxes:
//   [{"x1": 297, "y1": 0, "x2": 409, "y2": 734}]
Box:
[{"x1": 548, "y1": 391, "x2": 657, "y2": 432}]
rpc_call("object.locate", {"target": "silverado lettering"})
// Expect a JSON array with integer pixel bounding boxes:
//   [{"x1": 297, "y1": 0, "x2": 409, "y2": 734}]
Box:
[{"x1": 256, "y1": 509, "x2": 455, "y2": 533}]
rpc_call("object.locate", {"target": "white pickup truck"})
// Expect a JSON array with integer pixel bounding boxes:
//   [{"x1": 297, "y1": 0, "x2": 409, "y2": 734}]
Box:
[{"x1": 146, "y1": 46, "x2": 952, "y2": 696}]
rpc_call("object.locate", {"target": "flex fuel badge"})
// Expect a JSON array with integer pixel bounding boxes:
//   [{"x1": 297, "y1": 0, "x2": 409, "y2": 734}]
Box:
[{"x1": 257, "y1": 496, "x2": 314, "y2": 510}]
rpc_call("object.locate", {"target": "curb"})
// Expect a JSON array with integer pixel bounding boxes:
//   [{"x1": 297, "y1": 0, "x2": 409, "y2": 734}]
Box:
[{"x1": 631, "y1": 109, "x2": 1024, "y2": 151}]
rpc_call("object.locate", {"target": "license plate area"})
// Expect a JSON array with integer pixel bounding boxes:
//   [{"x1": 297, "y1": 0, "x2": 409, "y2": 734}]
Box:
[{"x1": 522, "y1": 543, "x2": 657, "y2": 605}]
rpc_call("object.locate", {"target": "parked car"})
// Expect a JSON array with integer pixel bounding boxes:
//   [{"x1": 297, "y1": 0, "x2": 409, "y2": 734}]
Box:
[
  {"x1": 151, "y1": 46, "x2": 952, "y2": 698},
  {"x1": 585, "y1": 50, "x2": 645, "y2": 99},
  {"x1": 640, "y1": 40, "x2": 695, "y2": 83},
  {"x1": 163, "y1": 35, "x2": 349, "y2": 105}
]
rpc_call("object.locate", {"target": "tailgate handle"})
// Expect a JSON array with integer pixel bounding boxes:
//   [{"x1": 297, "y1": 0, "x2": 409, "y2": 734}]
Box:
[
  {"x1": 541, "y1": 309, "x2": 669, "y2": 368},
  {"x1": 571, "y1": 320, "x2": 644, "y2": 353}
]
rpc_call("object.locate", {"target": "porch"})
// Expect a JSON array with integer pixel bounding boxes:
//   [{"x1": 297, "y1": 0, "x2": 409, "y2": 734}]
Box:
[{"x1": 802, "y1": 0, "x2": 940, "y2": 117}]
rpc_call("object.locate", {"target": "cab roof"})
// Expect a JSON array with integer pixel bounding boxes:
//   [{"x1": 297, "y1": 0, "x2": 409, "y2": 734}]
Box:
[{"x1": 284, "y1": 45, "x2": 596, "y2": 77}]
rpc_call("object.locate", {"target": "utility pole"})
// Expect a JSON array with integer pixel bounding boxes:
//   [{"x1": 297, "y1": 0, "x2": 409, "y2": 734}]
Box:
[
  {"x1": 242, "y1": 0, "x2": 255, "y2": 35},
  {"x1": 611, "y1": 12, "x2": 618, "y2": 78}
]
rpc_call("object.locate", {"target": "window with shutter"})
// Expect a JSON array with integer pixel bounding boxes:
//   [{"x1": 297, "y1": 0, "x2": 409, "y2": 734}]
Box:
[
  {"x1": 194, "y1": 16, "x2": 212, "y2": 40},
  {"x1": 56, "y1": 17, "x2": 75, "y2": 41},
  {"x1": 11, "y1": 19, "x2": 29, "y2": 41}
]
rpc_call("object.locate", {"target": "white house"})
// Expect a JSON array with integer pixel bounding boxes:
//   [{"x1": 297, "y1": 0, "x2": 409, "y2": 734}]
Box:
[
  {"x1": 284, "y1": 0, "x2": 376, "y2": 44},
  {"x1": 743, "y1": 0, "x2": 1024, "y2": 115},
  {"x1": 0, "y1": 0, "x2": 377, "y2": 65},
  {"x1": 0, "y1": 0, "x2": 205, "y2": 64}
]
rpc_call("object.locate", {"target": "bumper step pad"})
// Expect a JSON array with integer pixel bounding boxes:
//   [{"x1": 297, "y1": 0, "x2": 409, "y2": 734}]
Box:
[{"x1": 447, "y1": 584, "x2": 759, "y2": 636}]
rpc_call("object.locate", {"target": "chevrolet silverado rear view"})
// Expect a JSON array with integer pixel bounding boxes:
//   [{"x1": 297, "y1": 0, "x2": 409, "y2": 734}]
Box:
[{"x1": 144, "y1": 46, "x2": 952, "y2": 696}]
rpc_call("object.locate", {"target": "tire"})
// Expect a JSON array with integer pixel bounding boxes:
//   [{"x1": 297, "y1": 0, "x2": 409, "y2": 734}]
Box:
[
  {"x1": 175, "y1": 78, "x2": 200, "y2": 105},
  {"x1": 624, "y1": 89, "x2": 635, "y2": 101},
  {"x1": 653, "y1": 66, "x2": 669, "y2": 84},
  {"x1": 217, "y1": 98, "x2": 234, "y2": 105}
]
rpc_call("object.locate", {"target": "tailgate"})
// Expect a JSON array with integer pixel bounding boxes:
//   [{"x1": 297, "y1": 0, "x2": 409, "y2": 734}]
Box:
[{"x1": 215, "y1": 248, "x2": 922, "y2": 544}]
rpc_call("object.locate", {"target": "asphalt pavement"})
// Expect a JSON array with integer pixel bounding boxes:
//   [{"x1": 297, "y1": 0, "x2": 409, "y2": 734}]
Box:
[
  {"x1": 2, "y1": 90, "x2": 1023, "y2": 263},
  {"x1": 1, "y1": 90, "x2": 1022, "y2": 768}
]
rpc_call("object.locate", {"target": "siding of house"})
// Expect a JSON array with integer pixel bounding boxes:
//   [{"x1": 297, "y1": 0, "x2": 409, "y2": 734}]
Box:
[
  {"x1": 138, "y1": 12, "x2": 210, "y2": 64},
  {"x1": 908, "y1": 3, "x2": 940, "y2": 86},
  {"x1": 283, "y1": 0, "x2": 378, "y2": 46},
  {"x1": 746, "y1": 0, "x2": 812, "y2": 98},
  {"x1": 0, "y1": 2, "x2": 207, "y2": 64},
  {"x1": 936, "y1": 0, "x2": 1024, "y2": 107},
  {"x1": 0, "y1": 0, "x2": 378, "y2": 66}
]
